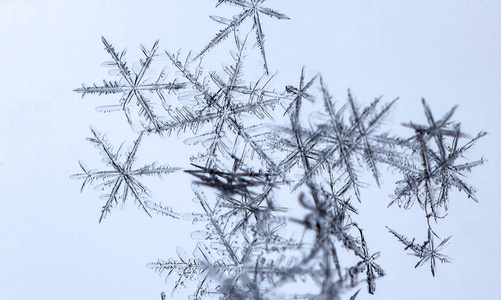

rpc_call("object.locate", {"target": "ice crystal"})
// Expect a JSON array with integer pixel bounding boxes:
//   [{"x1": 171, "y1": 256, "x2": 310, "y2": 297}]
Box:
[
  {"x1": 196, "y1": 0, "x2": 290, "y2": 73},
  {"x1": 74, "y1": 37, "x2": 186, "y2": 133},
  {"x1": 71, "y1": 127, "x2": 179, "y2": 222}
]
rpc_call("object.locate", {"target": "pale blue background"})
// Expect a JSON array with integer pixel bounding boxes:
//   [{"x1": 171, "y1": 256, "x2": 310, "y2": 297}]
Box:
[{"x1": 0, "y1": 0, "x2": 500, "y2": 299}]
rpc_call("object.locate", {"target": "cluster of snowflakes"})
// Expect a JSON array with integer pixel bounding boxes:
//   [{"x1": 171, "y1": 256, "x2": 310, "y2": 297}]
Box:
[{"x1": 72, "y1": 1, "x2": 485, "y2": 299}]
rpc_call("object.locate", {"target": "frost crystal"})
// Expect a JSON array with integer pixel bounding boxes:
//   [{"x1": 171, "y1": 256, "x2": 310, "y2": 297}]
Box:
[{"x1": 72, "y1": 2, "x2": 485, "y2": 299}]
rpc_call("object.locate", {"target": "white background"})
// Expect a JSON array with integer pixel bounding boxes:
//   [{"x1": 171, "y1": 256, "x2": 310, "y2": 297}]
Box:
[{"x1": 1, "y1": 0, "x2": 500, "y2": 299}]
